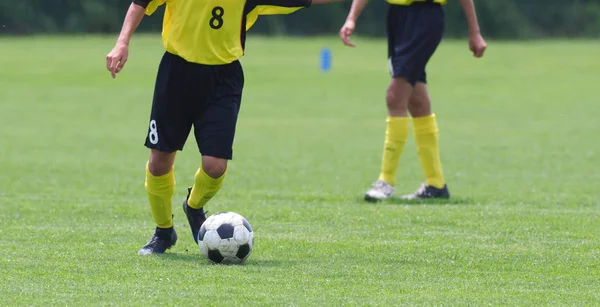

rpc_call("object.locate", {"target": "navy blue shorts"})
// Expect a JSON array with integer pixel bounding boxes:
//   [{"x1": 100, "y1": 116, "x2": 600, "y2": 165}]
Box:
[
  {"x1": 387, "y1": 2, "x2": 445, "y2": 85},
  {"x1": 144, "y1": 52, "x2": 244, "y2": 160}
]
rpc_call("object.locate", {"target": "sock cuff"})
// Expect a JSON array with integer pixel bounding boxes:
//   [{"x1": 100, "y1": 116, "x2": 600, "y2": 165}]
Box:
[
  {"x1": 188, "y1": 166, "x2": 227, "y2": 209},
  {"x1": 198, "y1": 166, "x2": 227, "y2": 182},
  {"x1": 412, "y1": 114, "x2": 438, "y2": 134},
  {"x1": 386, "y1": 116, "x2": 410, "y2": 124},
  {"x1": 386, "y1": 116, "x2": 410, "y2": 140},
  {"x1": 145, "y1": 162, "x2": 175, "y2": 192},
  {"x1": 145, "y1": 162, "x2": 175, "y2": 179}
]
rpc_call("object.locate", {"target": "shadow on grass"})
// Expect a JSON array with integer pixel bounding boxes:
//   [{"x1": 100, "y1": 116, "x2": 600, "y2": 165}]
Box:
[
  {"x1": 160, "y1": 252, "x2": 205, "y2": 263},
  {"x1": 158, "y1": 252, "x2": 290, "y2": 267},
  {"x1": 243, "y1": 259, "x2": 294, "y2": 267},
  {"x1": 359, "y1": 196, "x2": 477, "y2": 206}
]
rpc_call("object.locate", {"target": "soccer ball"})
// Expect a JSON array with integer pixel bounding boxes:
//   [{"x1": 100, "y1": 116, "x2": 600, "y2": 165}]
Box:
[{"x1": 198, "y1": 212, "x2": 254, "y2": 264}]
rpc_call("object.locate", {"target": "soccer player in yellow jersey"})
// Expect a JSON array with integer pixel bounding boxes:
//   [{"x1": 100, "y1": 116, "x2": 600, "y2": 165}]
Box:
[
  {"x1": 339, "y1": 0, "x2": 487, "y2": 201},
  {"x1": 106, "y1": 0, "x2": 339, "y2": 255}
]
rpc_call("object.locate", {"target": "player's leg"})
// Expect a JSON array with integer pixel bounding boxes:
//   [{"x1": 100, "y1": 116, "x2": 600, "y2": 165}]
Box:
[
  {"x1": 364, "y1": 6, "x2": 411, "y2": 201},
  {"x1": 404, "y1": 81, "x2": 449, "y2": 199},
  {"x1": 145, "y1": 150, "x2": 177, "y2": 230},
  {"x1": 183, "y1": 61, "x2": 244, "y2": 243},
  {"x1": 365, "y1": 5, "x2": 422, "y2": 201},
  {"x1": 364, "y1": 77, "x2": 413, "y2": 202},
  {"x1": 182, "y1": 155, "x2": 227, "y2": 243},
  {"x1": 140, "y1": 149, "x2": 178, "y2": 255},
  {"x1": 187, "y1": 155, "x2": 227, "y2": 210},
  {"x1": 139, "y1": 52, "x2": 195, "y2": 255}
]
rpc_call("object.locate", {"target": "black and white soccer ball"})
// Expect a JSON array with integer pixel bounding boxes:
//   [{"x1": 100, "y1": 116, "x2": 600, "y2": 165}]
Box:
[{"x1": 198, "y1": 212, "x2": 254, "y2": 264}]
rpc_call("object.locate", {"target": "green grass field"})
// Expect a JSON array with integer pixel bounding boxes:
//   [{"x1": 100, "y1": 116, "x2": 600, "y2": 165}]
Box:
[{"x1": 0, "y1": 35, "x2": 599, "y2": 306}]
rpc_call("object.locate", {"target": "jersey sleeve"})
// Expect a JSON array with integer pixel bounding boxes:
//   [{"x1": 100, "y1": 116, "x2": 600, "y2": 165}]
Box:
[
  {"x1": 132, "y1": 0, "x2": 151, "y2": 8},
  {"x1": 245, "y1": 0, "x2": 311, "y2": 31},
  {"x1": 248, "y1": 0, "x2": 311, "y2": 7},
  {"x1": 133, "y1": 0, "x2": 166, "y2": 16},
  {"x1": 245, "y1": 6, "x2": 305, "y2": 31}
]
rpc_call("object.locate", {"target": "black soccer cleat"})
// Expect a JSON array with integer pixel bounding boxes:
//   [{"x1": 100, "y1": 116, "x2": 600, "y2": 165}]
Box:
[
  {"x1": 182, "y1": 187, "x2": 207, "y2": 244},
  {"x1": 137, "y1": 227, "x2": 178, "y2": 255},
  {"x1": 401, "y1": 183, "x2": 450, "y2": 200}
]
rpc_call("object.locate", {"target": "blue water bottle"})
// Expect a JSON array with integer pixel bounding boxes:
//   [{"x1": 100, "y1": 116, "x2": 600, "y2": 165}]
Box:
[{"x1": 320, "y1": 48, "x2": 331, "y2": 72}]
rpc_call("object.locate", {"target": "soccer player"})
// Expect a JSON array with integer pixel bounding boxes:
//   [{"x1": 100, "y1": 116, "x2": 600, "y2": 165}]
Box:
[
  {"x1": 106, "y1": 0, "x2": 340, "y2": 255},
  {"x1": 339, "y1": 0, "x2": 487, "y2": 201}
]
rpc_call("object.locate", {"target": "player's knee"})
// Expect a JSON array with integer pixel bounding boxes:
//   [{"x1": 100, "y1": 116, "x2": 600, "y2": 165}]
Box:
[
  {"x1": 385, "y1": 86, "x2": 397, "y2": 107},
  {"x1": 148, "y1": 150, "x2": 176, "y2": 176},
  {"x1": 386, "y1": 86, "x2": 402, "y2": 110},
  {"x1": 408, "y1": 97, "x2": 430, "y2": 116},
  {"x1": 408, "y1": 91, "x2": 432, "y2": 117},
  {"x1": 202, "y1": 156, "x2": 227, "y2": 179},
  {"x1": 386, "y1": 78, "x2": 411, "y2": 113}
]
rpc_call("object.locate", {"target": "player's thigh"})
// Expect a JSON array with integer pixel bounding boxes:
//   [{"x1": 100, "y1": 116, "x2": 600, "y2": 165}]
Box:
[
  {"x1": 387, "y1": 4, "x2": 445, "y2": 85},
  {"x1": 194, "y1": 95, "x2": 241, "y2": 160},
  {"x1": 193, "y1": 61, "x2": 244, "y2": 160},
  {"x1": 145, "y1": 52, "x2": 195, "y2": 152}
]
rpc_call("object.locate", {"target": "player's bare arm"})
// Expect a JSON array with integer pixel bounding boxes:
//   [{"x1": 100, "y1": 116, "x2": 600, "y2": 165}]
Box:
[
  {"x1": 458, "y1": 0, "x2": 486, "y2": 57},
  {"x1": 106, "y1": 2, "x2": 147, "y2": 79},
  {"x1": 339, "y1": 0, "x2": 368, "y2": 47}
]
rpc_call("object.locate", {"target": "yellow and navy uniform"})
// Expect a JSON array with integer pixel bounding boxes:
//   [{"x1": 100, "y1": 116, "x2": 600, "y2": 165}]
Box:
[
  {"x1": 386, "y1": 0, "x2": 446, "y2": 5},
  {"x1": 386, "y1": 0, "x2": 445, "y2": 85},
  {"x1": 378, "y1": 0, "x2": 448, "y2": 194},
  {"x1": 131, "y1": 0, "x2": 312, "y2": 243},
  {"x1": 132, "y1": 0, "x2": 312, "y2": 159},
  {"x1": 133, "y1": 0, "x2": 311, "y2": 65}
]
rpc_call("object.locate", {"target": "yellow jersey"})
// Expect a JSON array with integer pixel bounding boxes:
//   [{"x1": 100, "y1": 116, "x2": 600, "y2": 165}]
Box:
[
  {"x1": 386, "y1": 0, "x2": 446, "y2": 5},
  {"x1": 134, "y1": 0, "x2": 311, "y2": 65}
]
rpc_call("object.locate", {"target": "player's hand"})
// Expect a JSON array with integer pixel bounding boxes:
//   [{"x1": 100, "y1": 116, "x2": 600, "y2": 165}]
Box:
[
  {"x1": 469, "y1": 32, "x2": 487, "y2": 58},
  {"x1": 340, "y1": 20, "x2": 356, "y2": 47},
  {"x1": 106, "y1": 43, "x2": 129, "y2": 79}
]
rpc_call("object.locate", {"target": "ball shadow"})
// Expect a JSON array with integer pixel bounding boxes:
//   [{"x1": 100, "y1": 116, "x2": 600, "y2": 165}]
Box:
[{"x1": 158, "y1": 250, "x2": 290, "y2": 267}]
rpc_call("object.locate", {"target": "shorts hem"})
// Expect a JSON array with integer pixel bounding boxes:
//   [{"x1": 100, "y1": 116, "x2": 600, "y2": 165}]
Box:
[
  {"x1": 144, "y1": 142, "x2": 182, "y2": 153},
  {"x1": 390, "y1": 68, "x2": 423, "y2": 86},
  {"x1": 199, "y1": 149, "x2": 233, "y2": 160}
]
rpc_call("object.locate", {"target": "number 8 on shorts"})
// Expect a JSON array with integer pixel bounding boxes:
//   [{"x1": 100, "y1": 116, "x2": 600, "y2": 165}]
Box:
[{"x1": 148, "y1": 119, "x2": 159, "y2": 145}]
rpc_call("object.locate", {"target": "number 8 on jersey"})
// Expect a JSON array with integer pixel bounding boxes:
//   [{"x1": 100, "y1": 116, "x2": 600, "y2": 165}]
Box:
[{"x1": 210, "y1": 7, "x2": 224, "y2": 29}]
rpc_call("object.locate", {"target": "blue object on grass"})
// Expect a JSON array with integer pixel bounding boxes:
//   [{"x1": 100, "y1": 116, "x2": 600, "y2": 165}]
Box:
[{"x1": 320, "y1": 48, "x2": 331, "y2": 72}]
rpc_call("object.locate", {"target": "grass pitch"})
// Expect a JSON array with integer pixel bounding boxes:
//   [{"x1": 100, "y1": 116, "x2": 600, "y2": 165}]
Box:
[{"x1": 0, "y1": 35, "x2": 599, "y2": 306}]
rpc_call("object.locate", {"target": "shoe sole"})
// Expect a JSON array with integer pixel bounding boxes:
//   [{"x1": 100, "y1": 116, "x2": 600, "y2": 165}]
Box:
[
  {"x1": 364, "y1": 194, "x2": 380, "y2": 202},
  {"x1": 364, "y1": 193, "x2": 394, "y2": 202}
]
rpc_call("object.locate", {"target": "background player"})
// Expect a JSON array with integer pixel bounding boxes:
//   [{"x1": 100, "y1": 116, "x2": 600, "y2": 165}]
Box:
[
  {"x1": 106, "y1": 0, "x2": 340, "y2": 255},
  {"x1": 339, "y1": 0, "x2": 487, "y2": 201}
]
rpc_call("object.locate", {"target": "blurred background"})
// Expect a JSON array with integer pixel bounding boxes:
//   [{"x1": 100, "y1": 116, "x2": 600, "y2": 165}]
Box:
[
  {"x1": 1, "y1": 0, "x2": 600, "y2": 39},
  {"x1": 1, "y1": 2, "x2": 599, "y2": 304}
]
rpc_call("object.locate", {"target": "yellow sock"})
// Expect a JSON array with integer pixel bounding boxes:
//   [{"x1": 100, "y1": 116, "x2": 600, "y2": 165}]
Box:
[
  {"x1": 378, "y1": 117, "x2": 410, "y2": 186},
  {"x1": 413, "y1": 114, "x2": 445, "y2": 189},
  {"x1": 145, "y1": 163, "x2": 175, "y2": 228},
  {"x1": 187, "y1": 167, "x2": 226, "y2": 209}
]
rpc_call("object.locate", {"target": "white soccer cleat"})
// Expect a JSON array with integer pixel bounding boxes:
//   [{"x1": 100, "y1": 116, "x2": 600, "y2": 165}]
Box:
[{"x1": 364, "y1": 180, "x2": 394, "y2": 202}]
